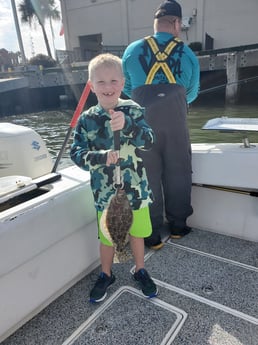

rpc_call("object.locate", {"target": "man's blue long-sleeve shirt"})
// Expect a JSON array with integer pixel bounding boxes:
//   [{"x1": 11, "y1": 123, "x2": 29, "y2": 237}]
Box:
[{"x1": 122, "y1": 32, "x2": 200, "y2": 104}]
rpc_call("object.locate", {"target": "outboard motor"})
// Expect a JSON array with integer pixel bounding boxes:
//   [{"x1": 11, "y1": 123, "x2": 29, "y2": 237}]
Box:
[{"x1": 0, "y1": 123, "x2": 53, "y2": 179}]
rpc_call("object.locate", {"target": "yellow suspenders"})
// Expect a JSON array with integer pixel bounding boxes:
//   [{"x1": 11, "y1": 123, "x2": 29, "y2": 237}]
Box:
[{"x1": 145, "y1": 36, "x2": 181, "y2": 84}]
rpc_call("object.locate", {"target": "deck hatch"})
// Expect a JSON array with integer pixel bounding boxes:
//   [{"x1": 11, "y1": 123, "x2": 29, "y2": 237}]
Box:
[
  {"x1": 142, "y1": 243, "x2": 258, "y2": 321},
  {"x1": 62, "y1": 286, "x2": 187, "y2": 345}
]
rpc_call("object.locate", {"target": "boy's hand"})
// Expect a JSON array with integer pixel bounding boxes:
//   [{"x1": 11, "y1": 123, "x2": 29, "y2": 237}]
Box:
[
  {"x1": 109, "y1": 109, "x2": 125, "y2": 131},
  {"x1": 106, "y1": 150, "x2": 119, "y2": 166}
]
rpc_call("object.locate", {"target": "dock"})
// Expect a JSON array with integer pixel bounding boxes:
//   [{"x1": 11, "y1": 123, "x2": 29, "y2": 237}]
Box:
[{"x1": 1, "y1": 44, "x2": 258, "y2": 116}]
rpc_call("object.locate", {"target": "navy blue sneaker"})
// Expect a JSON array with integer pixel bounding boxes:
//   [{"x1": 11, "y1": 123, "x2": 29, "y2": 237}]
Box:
[
  {"x1": 89, "y1": 272, "x2": 115, "y2": 303},
  {"x1": 134, "y1": 268, "x2": 158, "y2": 298}
]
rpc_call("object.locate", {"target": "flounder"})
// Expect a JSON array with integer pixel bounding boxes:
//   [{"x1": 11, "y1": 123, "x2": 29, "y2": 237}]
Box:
[{"x1": 100, "y1": 188, "x2": 133, "y2": 263}]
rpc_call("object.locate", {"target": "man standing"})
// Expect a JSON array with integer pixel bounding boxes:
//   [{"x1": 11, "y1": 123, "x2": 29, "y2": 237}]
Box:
[{"x1": 122, "y1": 0, "x2": 200, "y2": 249}]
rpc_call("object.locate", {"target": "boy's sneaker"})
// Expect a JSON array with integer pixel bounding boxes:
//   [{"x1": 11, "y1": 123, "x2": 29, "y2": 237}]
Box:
[
  {"x1": 133, "y1": 268, "x2": 158, "y2": 298},
  {"x1": 89, "y1": 272, "x2": 115, "y2": 303}
]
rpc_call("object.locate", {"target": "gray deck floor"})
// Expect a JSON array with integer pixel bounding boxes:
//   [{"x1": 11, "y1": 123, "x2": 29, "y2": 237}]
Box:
[{"x1": 2, "y1": 228, "x2": 258, "y2": 345}]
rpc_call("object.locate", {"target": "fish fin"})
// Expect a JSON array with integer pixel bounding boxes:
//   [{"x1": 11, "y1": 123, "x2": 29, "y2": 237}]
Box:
[{"x1": 99, "y1": 209, "x2": 113, "y2": 244}]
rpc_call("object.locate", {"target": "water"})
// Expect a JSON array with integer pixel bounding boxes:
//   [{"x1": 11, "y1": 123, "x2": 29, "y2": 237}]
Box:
[
  {"x1": 0, "y1": 109, "x2": 74, "y2": 169},
  {"x1": 1, "y1": 104, "x2": 258, "y2": 169},
  {"x1": 188, "y1": 104, "x2": 258, "y2": 143}
]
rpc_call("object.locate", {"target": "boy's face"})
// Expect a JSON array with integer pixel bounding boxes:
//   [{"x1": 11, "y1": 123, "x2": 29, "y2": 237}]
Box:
[{"x1": 90, "y1": 65, "x2": 125, "y2": 111}]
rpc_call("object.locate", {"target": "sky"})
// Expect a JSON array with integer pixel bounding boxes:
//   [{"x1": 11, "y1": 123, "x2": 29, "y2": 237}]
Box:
[{"x1": 0, "y1": 0, "x2": 65, "y2": 60}]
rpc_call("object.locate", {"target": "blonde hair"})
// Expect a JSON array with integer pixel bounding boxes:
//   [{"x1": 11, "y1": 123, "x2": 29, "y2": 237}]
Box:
[{"x1": 88, "y1": 53, "x2": 123, "y2": 81}]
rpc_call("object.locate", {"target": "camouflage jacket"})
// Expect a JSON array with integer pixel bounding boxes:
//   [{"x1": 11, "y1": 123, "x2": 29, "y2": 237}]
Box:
[{"x1": 70, "y1": 98, "x2": 154, "y2": 211}]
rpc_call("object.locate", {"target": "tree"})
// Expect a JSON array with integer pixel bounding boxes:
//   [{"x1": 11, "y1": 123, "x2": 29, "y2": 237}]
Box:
[
  {"x1": 29, "y1": 53, "x2": 56, "y2": 68},
  {"x1": 18, "y1": 0, "x2": 60, "y2": 59}
]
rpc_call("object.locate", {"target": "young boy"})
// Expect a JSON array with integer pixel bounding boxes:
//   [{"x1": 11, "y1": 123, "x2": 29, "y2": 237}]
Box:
[{"x1": 70, "y1": 53, "x2": 158, "y2": 302}]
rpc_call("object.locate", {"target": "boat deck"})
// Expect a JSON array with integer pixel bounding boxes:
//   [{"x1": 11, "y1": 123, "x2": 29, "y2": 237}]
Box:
[{"x1": 2, "y1": 228, "x2": 258, "y2": 345}]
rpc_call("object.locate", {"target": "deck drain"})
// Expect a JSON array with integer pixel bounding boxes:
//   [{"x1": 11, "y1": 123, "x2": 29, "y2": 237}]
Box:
[
  {"x1": 95, "y1": 324, "x2": 108, "y2": 333},
  {"x1": 201, "y1": 285, "x2": 214, "y2": 295}
]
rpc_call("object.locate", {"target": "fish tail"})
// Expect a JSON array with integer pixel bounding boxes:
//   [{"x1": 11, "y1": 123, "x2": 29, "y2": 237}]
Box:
[{"x1": 114, "y1": 249, "x2": 133, "y2": 263}]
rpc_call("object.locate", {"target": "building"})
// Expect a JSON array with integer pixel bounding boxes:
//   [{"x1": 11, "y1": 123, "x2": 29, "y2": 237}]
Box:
[
  {"x1": 0, "y1": 49, "x2": 20, "y2": 72},
  {"x1": 59, "y1": 0, "x2": 258, "y2": 61}
]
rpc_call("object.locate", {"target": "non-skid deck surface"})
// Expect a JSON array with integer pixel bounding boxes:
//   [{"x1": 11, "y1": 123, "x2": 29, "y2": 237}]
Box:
[
  {"x1": 144, "y1": 243, "x2": 258, "y2": 318},
  {"x1": 141, "y1": 242, "x2": 258, "y2": 345},
  {"x1": 2, "y1": 229, "x2": 258, "y2": 345},
  {"x1": 167, "y1": 228, "x2": 258, "y2": 267},
  {"x1": 62, "y1": 287, "x2": 187, "y2": 345}
]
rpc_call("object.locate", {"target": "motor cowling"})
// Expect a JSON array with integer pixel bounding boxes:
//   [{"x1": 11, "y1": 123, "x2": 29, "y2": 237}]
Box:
[{"x1": 0, "y1": 123, "x2": 53, "y2": 179}]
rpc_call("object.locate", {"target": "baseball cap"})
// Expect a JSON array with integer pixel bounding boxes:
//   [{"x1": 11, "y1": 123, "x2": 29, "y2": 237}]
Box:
[{"x1": 154, "y1": 1, "x2": 182, "y2": 19}]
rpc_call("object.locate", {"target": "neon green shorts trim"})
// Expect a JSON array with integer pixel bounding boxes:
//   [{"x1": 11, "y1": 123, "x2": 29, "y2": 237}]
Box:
[{"x1": 97, "y1": 206, "x2": 152, "y2": 246}]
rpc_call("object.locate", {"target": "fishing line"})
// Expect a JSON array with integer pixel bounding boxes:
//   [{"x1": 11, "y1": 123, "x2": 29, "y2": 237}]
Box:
[{"x1": 199, "y1": 75, "x2": 258, "y2": 95}]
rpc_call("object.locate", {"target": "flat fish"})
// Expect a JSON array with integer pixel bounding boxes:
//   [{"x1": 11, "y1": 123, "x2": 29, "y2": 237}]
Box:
[{"x1": 100, "y1": 188, "x2": 133, "y2": 263}]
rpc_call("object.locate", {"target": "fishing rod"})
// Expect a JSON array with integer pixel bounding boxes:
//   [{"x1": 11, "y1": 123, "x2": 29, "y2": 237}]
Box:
[
  {"x1": 199, "y1": 75, "x2": 258, "y2": 95},
  {"x1": 52, "y1": 81, "x2": 91, "y2": 173}
]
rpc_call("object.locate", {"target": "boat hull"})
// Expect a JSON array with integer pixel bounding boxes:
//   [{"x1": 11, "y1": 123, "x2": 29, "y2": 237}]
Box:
[
  {"x1": 1, "y1": 141, "x2": 258, "y2": 342},
  {"x1": 190, "y1": 143, "x2": 258, "y2": 242},
  {"x1": 0, "y1": 166, "x2": 99, "y2": 342}
]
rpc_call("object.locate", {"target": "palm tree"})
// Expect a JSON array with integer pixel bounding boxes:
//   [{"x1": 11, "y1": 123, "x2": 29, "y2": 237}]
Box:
[{"x1": 18, "y1": 0, "x2": 60, "y2": 59}]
